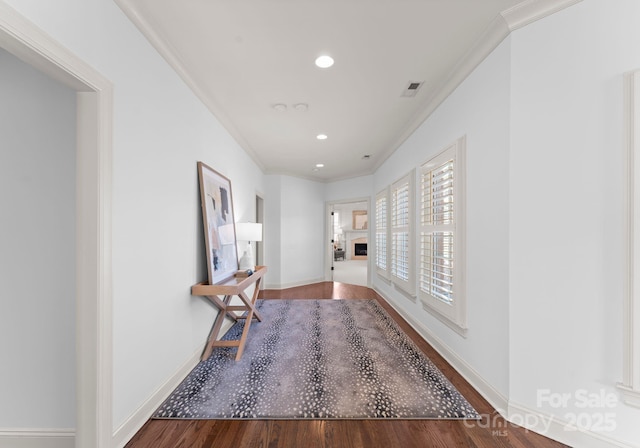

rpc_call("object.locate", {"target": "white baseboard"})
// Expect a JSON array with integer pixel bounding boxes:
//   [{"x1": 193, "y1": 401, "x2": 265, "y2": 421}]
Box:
[
  {"x1": 264, "y1": 277, "x2": 326, "y2": 290},
  {"x1": 373, "y1": 286, "x2": 509, "y2": 412},
  {"x1": 112, "y1": 346, "x2": 203, "y2": 448},
  {"x1": 507, "y1": 401, "x2": 637, "y2": 448},
  {"x1": 374, "y1": 286, "x2": 638, "y2": 448},
  {"x1": 0, "y1": 429, "x2": 74, "y2": 448}
]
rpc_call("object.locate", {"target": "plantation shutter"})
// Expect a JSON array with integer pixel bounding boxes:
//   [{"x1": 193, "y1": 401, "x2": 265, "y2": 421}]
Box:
[
  {"x1": 391, "y1": 182, "x2": 409, "y2": 281},
  {"x1": 420, "y1": 158, "x2": 454, "y2": 303},
  {"x1": 390, "y1": 172, "x2": 414, "y2": 294},
  {"x1": 418, "y1": 137, "x2": 466, "y2": 331},
  {"x1": 375, "y1": 191, "x2": 388, "y2": 275}
]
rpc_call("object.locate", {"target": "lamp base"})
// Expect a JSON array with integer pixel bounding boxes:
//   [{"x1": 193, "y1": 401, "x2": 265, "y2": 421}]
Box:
[{"x1": 238, "y1": 246, "x2": 254, "y2": 270}]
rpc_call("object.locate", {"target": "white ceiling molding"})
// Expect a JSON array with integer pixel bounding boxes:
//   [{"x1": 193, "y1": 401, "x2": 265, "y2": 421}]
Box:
[
  {"x1": 373, "y1": 15, "x2": 511, "y2": 173},
  {"x1": 373, "y1": 0, "x2": 583, "y2": 174},
  {"x1": 115, "y1": 0, "x2": 582, "y2": 182},
  {"x1": 112, "y1": 0, "x2": 267, "y2": 173},
  {"x1": 501, "y1": 0, "x2": 583, "y2": 31}
]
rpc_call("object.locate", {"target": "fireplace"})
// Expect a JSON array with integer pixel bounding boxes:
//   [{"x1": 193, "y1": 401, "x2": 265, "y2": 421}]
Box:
[{"x1": 351, "y1": 237, "x2": 368, "y2": 260}]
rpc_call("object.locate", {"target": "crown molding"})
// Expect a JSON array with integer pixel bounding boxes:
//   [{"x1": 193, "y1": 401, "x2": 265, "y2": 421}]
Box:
[
  {"x1": 263, "y1": 165, "x2": 375, "y2": 184},
  {"x1": 372, "y1": 0, "x2": 582, "y2": 174},
  {"x1": 112, "y1": 0, "x2": 267, "y2": 173},
  {"x1": 115, "y1": 0, "x2": 582, "y2": 181},
  {"x1": 372, "y1": 14, "x2": 510, "y2": 173},
  {"x1": 501, "y1": 0, "x2": 583, "y2": 31}
]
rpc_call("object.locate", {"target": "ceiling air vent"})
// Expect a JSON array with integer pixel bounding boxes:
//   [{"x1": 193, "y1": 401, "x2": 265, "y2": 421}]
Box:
[{"x1": 401, "y1": 81, "x2": 423, "y2": 98}]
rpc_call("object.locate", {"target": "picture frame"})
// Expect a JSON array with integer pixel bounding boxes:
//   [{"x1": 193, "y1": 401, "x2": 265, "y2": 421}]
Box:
[
  {"x1": 352, "y1": 210, "x2": 368, "y2": 230},
  {"x1": 197, "y1": 162, "x2": 239, "y2": 285}
]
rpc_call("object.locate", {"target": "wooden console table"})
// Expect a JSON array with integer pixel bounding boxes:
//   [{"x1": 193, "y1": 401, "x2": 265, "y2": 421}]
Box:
[{"x1": 191, "y1": 265, "x2": 267, "y2": 361}]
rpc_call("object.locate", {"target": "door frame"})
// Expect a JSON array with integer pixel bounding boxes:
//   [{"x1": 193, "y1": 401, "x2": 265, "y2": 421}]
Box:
[
  {"x1": 325, "y1": 197, "x2": 371, "y2": 286},
  {"x1": 255, "y1": 194, "x2": 265, "y2": 267},
  {"x1": 0, "y1": 4, "x2": 113, "y2": 447}
]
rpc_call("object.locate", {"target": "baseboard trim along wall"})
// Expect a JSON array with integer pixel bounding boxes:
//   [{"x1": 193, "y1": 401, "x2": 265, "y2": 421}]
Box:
[
  {"x1": 373, "y1": 286, "x2": 509, "y2": 411},
  {"x1": 264, "y1": 277, "x2": 326, "y2": 290},
  {"x1": 112, "y1": 346, "x2": 203, "y2": 448},
  {"x1": 373, "y1": 286, "x2": 636, "y2": 448},
  {"x1": 0, "y1": 429, "x2": 74, "y2": 448},
  {"x1": 507, "y1": 402, "x2": 633, "y2": 448}
]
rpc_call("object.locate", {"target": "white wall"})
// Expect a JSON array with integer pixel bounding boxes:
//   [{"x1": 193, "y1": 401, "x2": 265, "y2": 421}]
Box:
[
  {"x1": 372, "y1": 37, "x2": 512, "y2": 400},
  {"x1": 0, "y1": 48, "x2": 76, "y2": 428},
  {"x1": 6, "y1": 0, "x2": 640, "y2": 446},
  {"x1": 368, "y1": 1, "x2": 640, "y2": 446},
  {"x1": 264, "y1": 175, "x2": 283, "y2": 287},
  {"x1": 265, "y1": 175, "x2": 326, "y2": 288},
  {"x1": 509, "y1": 0, "x2": 640, "y2": 445},
  {"x1": 333, "y1": 203, "x2": 366, "y2": 231},
  {"x1": 324, "y1": 174, "x2": 374, "y2": 202},
  {"x1": 3, "y1": 0, "x2": 266, "y2": 432}
]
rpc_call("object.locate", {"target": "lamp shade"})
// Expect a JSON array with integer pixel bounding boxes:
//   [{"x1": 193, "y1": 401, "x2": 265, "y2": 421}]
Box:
[{"x1": 235, "y1": 222, "x2": 263, "y2": 242}]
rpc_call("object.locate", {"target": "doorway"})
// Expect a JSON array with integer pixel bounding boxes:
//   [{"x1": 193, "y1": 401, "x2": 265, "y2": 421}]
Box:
[
  {"x1": 327, "y1": 199, "x2": 370, "y2": 287},
  {"x1": 255, "y1": 194, "x2": 264, "y2": 267},
  {"x1": 0, "y1": 45, "x2": 77, "y2": 438},
  {"x1": 0, "y1": 6, "x2": 113, "y2": 447}
]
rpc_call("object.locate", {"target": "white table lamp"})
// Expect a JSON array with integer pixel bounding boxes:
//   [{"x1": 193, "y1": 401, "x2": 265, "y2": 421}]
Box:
[{"x1": 235, "y1": 222, "x2": 263, "y2": 270}]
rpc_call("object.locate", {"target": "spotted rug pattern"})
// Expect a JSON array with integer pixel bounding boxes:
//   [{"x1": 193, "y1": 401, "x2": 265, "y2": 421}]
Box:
[{"x1": 153, "y1": 299, "x2": 479, "y2": 420}]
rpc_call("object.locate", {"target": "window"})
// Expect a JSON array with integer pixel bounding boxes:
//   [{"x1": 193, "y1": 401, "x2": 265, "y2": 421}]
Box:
[
  {"x1": 419, "y1": 137, "x2": 466, "y2": 330},
  {"x1": 390, "y1": 171, "x2": 415, "y2": 295},
  {"x1": 375, "y1": 188, "x2": 389, "y2": 278}
]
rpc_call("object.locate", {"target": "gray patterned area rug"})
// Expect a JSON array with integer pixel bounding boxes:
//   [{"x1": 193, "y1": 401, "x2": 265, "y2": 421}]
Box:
[{"x1": 153, "y1": 299, "x2": 479, "y2": 420}]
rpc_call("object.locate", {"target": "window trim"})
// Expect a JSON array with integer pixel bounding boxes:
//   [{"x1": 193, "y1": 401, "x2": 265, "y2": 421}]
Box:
[
  {"x1": 418, "y1": 137, "x2": 467, "y2": 332},
  {"x1": 619, "y1": 70, "x2": 640, "y2": 408},
  {"x1": 375, "y1": 187, "x2": 390, "y2": 279},
  {"x1": 389, "y1": 170, "x2": 415, "y2": 296}
]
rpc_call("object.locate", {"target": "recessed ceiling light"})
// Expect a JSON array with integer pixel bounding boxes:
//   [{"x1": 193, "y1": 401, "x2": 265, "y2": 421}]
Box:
[
  {"x1": 316, "y1": 134, "x2": 328, "y2": 140},
  {"x1": 272, "y1": 103, "x2": 287, "y2": 112},
  {"x1": 316, "y1": 163, "x2": 325, "y2": 168},
  {"x1": 293, "y1": 103, "x2": 309, "y2": 112},
  {"x1": 315, "y1": 55, "x2": 334, "y2": 68}
]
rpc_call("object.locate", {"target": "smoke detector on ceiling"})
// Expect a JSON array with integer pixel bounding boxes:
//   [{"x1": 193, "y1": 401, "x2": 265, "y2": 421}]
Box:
[{"x1": 400, "y1": 81, "x2": 423, "y2": 98}]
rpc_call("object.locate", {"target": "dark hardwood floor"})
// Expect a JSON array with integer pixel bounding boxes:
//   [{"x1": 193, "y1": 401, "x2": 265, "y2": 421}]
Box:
[{"x1": 125, "y1": 282, "x2": 567, "y2": 448}]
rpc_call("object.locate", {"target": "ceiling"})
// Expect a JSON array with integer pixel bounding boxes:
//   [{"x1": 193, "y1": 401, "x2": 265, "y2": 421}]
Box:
[{"x1": 116, "y1": 0, "x2": 537, "y2": 181}]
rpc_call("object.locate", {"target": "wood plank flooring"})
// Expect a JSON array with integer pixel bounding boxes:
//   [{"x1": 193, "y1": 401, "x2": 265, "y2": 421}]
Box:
[{"x1": 125, "y1": 282, "x2": 567, "y2": 448}]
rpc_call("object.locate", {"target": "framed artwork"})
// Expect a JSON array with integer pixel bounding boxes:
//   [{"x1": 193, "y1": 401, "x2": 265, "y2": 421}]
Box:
[
  {"x1": 353, "y1": 210, "x2": 368, "y2": 230},
  {"x1": 197, "y1": 162, "x2": 238, "y2": 285}
]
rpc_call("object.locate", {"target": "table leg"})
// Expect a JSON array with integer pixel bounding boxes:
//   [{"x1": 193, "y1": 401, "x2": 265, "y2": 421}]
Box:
[{"x1": 201, "y1": 294, "x2": 232, "y2": 360}]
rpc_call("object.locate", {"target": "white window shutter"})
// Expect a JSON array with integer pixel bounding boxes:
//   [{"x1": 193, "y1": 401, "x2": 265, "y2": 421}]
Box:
[
  {"x1": 419, "y1": 137, "x2": 466, "y2": 331},
  {"x1": 390, "y1": 171, "x2": 415, "y2": 295},
  {"x1": 375, "y1": 189, "x2": 389, "y2": 277}
]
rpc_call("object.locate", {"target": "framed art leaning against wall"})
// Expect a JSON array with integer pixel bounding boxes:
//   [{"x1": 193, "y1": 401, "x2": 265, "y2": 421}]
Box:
[{"x1": 197, "y1": 162, "x2": 239, "y2": 285}]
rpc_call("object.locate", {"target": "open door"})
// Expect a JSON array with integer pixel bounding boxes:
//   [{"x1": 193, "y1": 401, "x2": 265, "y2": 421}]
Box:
[
  {"x1": 255, "y1": 194, "x2": 264, "y2": 267},
  {"x1": 327, "y1": 199, "x2": 369, "y2": 287}
]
